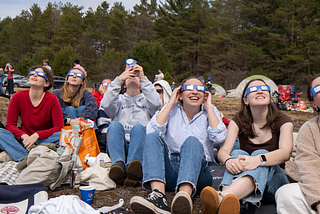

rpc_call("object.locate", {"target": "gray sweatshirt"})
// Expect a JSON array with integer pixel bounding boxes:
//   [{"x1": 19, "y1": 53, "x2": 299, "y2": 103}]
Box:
[{"x1": 100, "y1": 76, "x2": 162, "y2": 141}]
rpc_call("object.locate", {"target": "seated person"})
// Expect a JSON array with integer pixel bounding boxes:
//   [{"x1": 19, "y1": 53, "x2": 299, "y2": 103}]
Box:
[
  {"x1": 0, "y1": 66, "x2": 64, "y2": 161},
  {"x1": 52, "y1": 65, "x2": 97, "y2": 126},
  {"x1": 276, "y1": 75, "x2": 320, "y2": 214},
  {"x1": 92, "y1": 79, "x2": 112, "y2": 108},
  {"x1": 129, "y1": 77, "x2": 227, "y2": 214},
  {"x1": 201, "y1": 79, "x2": 293, "y2": 214},
  {"x1": 100, "y1": 63, "x2": 161, "y2": 187},
  {"x1": 153, "y1": 79, "x2": 172, "y2": 113}
]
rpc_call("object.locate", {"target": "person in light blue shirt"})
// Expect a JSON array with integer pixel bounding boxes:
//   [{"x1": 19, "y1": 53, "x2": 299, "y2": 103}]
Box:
[{"x1": 130, "y1": 77, "x2": 227, "y2": 214}]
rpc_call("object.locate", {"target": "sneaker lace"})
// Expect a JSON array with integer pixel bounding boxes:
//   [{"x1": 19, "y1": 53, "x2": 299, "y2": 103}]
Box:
[{"x1": 148, "y1": 191, "x2": 163, "y2": 201}]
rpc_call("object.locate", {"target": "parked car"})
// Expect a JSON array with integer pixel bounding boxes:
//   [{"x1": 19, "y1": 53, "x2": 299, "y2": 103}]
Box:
[
  {"x1": 53, "y1": 76, "x2": 65, "y2": 89},
  {"x1": 2, "y1": 74, "x2": 30, "y2": 88}
]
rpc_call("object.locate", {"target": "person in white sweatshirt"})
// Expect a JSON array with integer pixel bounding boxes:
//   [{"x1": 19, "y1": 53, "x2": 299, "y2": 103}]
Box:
[{"x1": 100, "y1": 63, "x2": 161, "y2": 187}]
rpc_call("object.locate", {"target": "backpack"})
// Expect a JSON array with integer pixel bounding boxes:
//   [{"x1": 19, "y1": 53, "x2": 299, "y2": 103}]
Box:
[{"x1": 15, "y1": 145, "x2": 74, "y2": 190}]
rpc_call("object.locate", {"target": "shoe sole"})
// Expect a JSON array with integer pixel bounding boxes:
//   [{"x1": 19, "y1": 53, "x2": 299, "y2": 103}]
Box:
[
  {"x1": 200, "y1": 186, "x2": 219, "y2": 214},
  {"x1": 171, "y1": 192, "x2": 192, "y2": 214},
  {"x1": 130, "y1": 196, "x2": 159, "y2": 214},
  {"x1": 218, "y1": 194, "x2": 240, "y2": 214},
  {"x1": 125, "y1": 160, "x2": 142, "y2": 187},
  {"x1": 109, "y1": 165, "x2": 126, "y2": 185}
]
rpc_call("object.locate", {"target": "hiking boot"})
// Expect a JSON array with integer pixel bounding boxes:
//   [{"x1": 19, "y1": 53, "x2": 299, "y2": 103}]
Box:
[
  {"x1": 0, "y1": 151, "x2": 13, "y2": 162},
  {"x1": 130, "y1": 189, "x2": 171, "y2": 214},
  {"x1": 218, "y1": 192, "x2": 240, "y2": 214},
  {"x1": 109, "y1": 161, "x2": 126, "y2": 185},
  {"x1": 124, "y1": 159, "x2": 142, "y2": 187},
  {"x1": 171, "y1": 191, "x2": 193, "y2": 214},
  {"x1": 200, "y1": 186, "x2": 219, "y2": 214}
]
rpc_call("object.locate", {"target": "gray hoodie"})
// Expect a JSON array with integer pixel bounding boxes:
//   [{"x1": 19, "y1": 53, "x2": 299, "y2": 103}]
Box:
[{"x1": 100, "y1": 76, "x2": 162, "y2": 141}]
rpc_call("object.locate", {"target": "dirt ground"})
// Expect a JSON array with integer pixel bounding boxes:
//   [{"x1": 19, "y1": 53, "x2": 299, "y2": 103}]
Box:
[{"x1": 0, "y1": 89, "x2": 315, "y2": 213}]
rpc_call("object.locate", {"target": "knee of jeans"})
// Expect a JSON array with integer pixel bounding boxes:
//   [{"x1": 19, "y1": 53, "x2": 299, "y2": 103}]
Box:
[
  {"x1": 251, "y1": 149, "x2": 269, "y2": 156},
  {"x1": 108, "y1": 121, "x2": 123, "y2": 131},
  {"x1": 145, "y1": 132, "x2": 164, "y2": 147},
  {"x1": 181, "y1": 136, "x2": 204, "y2": 153},
  {"x1": 131, "y1": 124, "x2": 146, "y2": 132},
  {"x1": 230, "y1": 149, "x2": 248, "y2": 158}
]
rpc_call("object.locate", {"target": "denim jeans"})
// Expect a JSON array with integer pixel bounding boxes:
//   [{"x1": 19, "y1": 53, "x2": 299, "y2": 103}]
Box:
[
  {"x1": 220, "y1": 149, "x2": 289, "y2": 204},
  {"x1": 106, "y1": 121, "x2": 145, "y2": 165},
  {"x1": 0, "y1": 76, "x2": 4, "y2": 94},
  {"x1": 63, "y1": 106, "x2": 85, "y2": 119},
  {"x1": 0, "y1": 128, "x2": 60, "y2": 161},
  {"x1": 7, "y1": 79, "x2": 14, "y2": 95},
  {"x1": 64, "y1": 106, "x2": 97, "y2": 129},
  {"x1": 143, "y1": 132, "x2": 213, "y2": 197}
]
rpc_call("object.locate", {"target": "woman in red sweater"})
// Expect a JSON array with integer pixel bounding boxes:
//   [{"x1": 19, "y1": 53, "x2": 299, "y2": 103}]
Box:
[{"x1": 0, "y1": 66, "x2": 64, "y2": 161}]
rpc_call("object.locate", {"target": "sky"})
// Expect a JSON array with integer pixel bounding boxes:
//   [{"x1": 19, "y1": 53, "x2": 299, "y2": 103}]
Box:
[{"x1": 0, "y1": 0, "x2": 144, "y2": 20}]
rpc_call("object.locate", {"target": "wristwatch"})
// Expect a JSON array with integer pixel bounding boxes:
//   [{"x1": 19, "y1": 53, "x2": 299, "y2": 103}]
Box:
[{"x1": 260, "y1": 154, "x2": 267, "y2": 166}]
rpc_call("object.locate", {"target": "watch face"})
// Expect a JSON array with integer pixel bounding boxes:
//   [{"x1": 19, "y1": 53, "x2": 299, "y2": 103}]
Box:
[{"x1": 261, "y1": 155, "x2": 267, "y2": 162}]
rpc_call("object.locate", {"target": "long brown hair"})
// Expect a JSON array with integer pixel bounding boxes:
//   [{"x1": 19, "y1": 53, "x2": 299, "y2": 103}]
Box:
[
  {"x1": 61, "y1": 68, "x2": 86, "y2": 108},
  {"x1": 235, "y1": 79, "x2": 279, "y2": 138}
]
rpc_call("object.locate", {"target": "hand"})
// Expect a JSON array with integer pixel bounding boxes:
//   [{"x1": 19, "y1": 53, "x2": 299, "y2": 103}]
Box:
[
  {"x1": 167, "y1": 85, "x2": 182, "y2": 107},
  {"x1": 203, "y1": 91, "x2": 212, "y2": 110},
  {"x1": 118, "y1": 68, "x2": 136, "y2": 81},
  {"x1": 225, "y1": 158, "x2": 244, "y2": 174},
  {"x1": 70, "y1": 118, "x2": 81, "y2": 126},
  {"x1": 98, "y1": 85, "x2": 106, "y2": 95},
  {"x1": 22, "y1": 133, "x2": 39, "y2": 151},
  {"x1": 132, "y1": 64, "x2": 144, "y2": 79},
  {"x1": 237, "y1": 155, "x2": 261, "y2": 171}
]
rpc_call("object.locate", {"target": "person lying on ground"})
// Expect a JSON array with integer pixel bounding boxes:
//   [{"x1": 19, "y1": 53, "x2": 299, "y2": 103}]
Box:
[
  {"x1": 129, "y1": 77, "x2": 227, "y2": 214},
  {"x1": 200, "y1": 78, "x2": 293, "y2": 214},
  {"x1": 100, "y1": 63, "x2": 161, "y2": 187},
  {"x1": 276, "y1": 74, "x2": 320, "y2": 214},
  {"x1": 52, "y1": 65, "x2": 97, "y2": 126},
  {"x1": 0, "y1": 66, "x2": 63, "y2": 161}
]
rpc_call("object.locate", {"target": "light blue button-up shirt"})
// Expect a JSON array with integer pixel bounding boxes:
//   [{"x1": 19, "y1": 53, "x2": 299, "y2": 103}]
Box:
[{"x1": 146, "y1": 103, "x2": 227, "y2": 163}]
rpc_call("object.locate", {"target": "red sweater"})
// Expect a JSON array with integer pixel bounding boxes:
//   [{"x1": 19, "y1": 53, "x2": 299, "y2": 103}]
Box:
[
  {"x1": 6, "y1": 90, "x2": 64, "y2": 140},
  {"x1": 91, "y1": 90, "x2": 104, "y2": 108}
]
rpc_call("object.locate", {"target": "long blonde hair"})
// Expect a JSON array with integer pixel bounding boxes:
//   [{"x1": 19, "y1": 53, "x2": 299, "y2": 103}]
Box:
[{"x1": 61, "y1": 68, "x2": 86, "y2": 108}]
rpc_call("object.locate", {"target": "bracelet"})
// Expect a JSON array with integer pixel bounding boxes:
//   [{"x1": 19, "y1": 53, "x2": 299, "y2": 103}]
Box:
[{"x1": 224, "y1": 157, "x2": 233, "y2": 166}]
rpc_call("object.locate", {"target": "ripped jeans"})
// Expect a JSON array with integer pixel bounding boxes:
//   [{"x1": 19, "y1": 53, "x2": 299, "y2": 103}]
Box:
[{"x1": 219, "y1": 149, "x2": 288, "y2": 205}]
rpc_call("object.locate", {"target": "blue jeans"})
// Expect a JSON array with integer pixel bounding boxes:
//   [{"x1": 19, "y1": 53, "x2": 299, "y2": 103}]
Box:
[
  {"x1": 64, "y1": 106, "x2": 97, "y2": 129},
  {"x1": 0, "y1": 76, "x2": 4, "y2": 94},
  {"x1": 220, "y1": 149, "x2": 289, "y2": 204},
  {"x1": 143, "y1": 132, "x2": 213, "y2": 197},
  {"x1": 63, "y1": 106, "x2": 85, "y2": 119},
  {"x1": 106, "y1": 121, "x2": 145, "y2": 165},
  {"x1": 0, "y1": 128, "x2": 60, "y2": 161}
]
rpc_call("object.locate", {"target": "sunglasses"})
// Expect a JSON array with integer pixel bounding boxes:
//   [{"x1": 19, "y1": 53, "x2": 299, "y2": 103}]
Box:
[
  {"x1": 310, "y1": 84, "x2": 320, "y2": 100},
  {"x1": 156, "y1": 89, "x2": 163, "y2": 94},
  {"x1": 101, "y1": 82, "x2": 110, "y2": 86},
  {"x1": 68, "y1": 72, "x2": 84, "y2": 79},
  {"x1": 28, "y1": 70, "x2": 48, "y2": 81},
  {"x1": 181, "y1": 84, "x2": 206, "y2": 92},
  {"x1": 243, "y1": 85, "x2": 270, "y2": 98}
]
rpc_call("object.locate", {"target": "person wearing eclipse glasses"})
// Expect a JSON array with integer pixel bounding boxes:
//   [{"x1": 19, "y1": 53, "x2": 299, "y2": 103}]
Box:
[
  {"x1": 200, "y1": 79, "x2": 293, "y2": 214},
  {"x1": 129, "y1": 77, "x2": 227, "y2": 214},
  {"x1": 276, "y1": 74, "x2": 320, "y2": 214},
  {"x1": 100, "y1": 63, "x2": 161, "y2": 187},
  {"x1": 91, "y1": 78, "x2": 112, "y2": 108},
  {"x1": 52, "y1": 65, "x2": 97, "y2": 126},
  {"x1": 0, "y1": 66, "x2": 64, "y2": 161}
]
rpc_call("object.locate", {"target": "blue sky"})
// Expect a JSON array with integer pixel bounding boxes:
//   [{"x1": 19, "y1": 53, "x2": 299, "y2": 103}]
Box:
[{"x1": 0, "y1": 0, "x2": 144, "y2": 20}]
